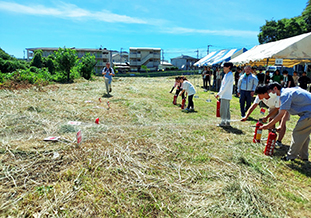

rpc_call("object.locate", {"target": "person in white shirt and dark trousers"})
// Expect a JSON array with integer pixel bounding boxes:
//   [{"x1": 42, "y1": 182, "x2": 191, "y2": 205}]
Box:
[
  {"x1": 237, "y1": 65, "x2": 258, "y2": 117},
  {"x1": 216, "y1": 62, "x2": 234, "y2": 127}
]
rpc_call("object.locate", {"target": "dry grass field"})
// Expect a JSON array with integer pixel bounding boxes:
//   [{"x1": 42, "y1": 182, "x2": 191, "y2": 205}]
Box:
[{"x1": 0, "y1": 76, "x2": 310, "y2": 217}]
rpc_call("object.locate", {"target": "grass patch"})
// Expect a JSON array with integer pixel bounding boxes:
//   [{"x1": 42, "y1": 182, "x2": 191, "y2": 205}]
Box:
[{"x1": 0, "y1": 76, "x2": 310, "y2": 217}]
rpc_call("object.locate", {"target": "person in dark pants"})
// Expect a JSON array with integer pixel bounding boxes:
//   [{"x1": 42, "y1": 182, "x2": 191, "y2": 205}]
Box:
[
  {"x1": 234, "y1": 67, "x2": 242, "y2": 95},
  {"x1": 282, "y1": 70, "x2": 295, "y2": 88},
  {"x1": 179, "y1": 76, "x2": 196, "y2": 112},
  {"x1": 298, "y1": 72, "x2": 311, "y2": 90},
  {"x1": 237, "y1": 65, "x2": 259, "y2": 117}
]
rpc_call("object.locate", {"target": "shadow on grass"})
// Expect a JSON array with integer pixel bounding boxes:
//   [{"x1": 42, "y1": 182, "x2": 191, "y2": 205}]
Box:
[
  {"x1": 273, "y1": 145, "x2": 289, "y2": 157},
  {"x1": 274, "y1": 144, "x2": 311, "y2": 177},
  {"x1": 218, "y1": 126, "x2": 244, "y2": 135},
  {"x1": 102, "y1": 93, "x2": 113, "y2": 98},
  {"x1": 288, "y1": 160, "x2": 311, "y2": 177}
]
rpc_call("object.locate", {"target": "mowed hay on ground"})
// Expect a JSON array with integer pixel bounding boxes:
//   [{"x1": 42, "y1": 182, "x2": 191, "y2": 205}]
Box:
[{"x1": 0, "y1": 76, "x2": 311, "y2": 217}]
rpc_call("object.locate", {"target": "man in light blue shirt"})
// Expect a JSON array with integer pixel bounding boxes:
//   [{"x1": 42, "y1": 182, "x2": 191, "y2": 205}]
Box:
[
  {"x1": 237, "y1": 65, "x2": 258, "y2": 117},
  {"x1": 260, "y1": 82, "x2": 311, "y2": 161}
]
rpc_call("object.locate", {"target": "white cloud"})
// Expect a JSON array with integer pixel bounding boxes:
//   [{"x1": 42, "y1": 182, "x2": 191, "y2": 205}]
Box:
[
  {"x1": 0, "y1": 1, "x2": 147, "y2": 24},
  {"x1": 162, "y1": 27, "x2": 258, "y2": 37}
]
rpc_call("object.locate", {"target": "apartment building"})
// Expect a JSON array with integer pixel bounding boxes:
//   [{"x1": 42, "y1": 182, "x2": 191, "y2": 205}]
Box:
[
  {"x1": 26, "y1": 47, "x2": 112, "y2": 75},
  {"x1": 129, "y1": 47, "x2": 161, "y2": 71}
]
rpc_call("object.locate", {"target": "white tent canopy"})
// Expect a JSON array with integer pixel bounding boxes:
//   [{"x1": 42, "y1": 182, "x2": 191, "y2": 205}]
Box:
[
  {"x1": 194, "y1": 48, "x2": 246, "y2": 67},
  {"x1": 230, "y1": 32, "x2": 311, "y2": 67}
]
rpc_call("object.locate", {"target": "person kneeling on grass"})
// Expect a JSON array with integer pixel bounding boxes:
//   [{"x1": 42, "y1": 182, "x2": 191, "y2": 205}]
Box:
[
  {"x1": 179, "y1": 76, "x2": 196, "y2": 112},
  {"x1": 241, "y1": 85, "x2": 290, "y2": 147},
  {"x1": 260, "y1": 82, "x2": 311, "y2": 162},
  {"x1": 216, "y1": 62, "x2": 234, "y2": 127}
]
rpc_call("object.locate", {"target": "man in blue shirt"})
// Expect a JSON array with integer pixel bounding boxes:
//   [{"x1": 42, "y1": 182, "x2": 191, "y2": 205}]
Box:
[
  {"x1": 260, "y1": 82, "x2": 311, "y2": 161},
  {"x1": 237, "y1": 65, "x2": 258, "y2": 117},
  {"x1": 102, "y1": 62, "x2": 115, "y2": 95}
]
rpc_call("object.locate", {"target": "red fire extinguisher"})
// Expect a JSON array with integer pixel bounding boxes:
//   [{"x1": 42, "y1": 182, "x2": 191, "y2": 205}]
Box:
[
  {"x1": 216, "y1": 100, "x2": 220, "y2": 117},
  {"x1": 253, "y1": 118, "x2": 263, "y2": 143},
  {"x1": 264, "y1": 129, "x2": 277, "y2": 156},
  {"x1": 181, "y1": 98, "x2": 186, "y2": 109},
  {"x1": 173, "y1": 95, "x2": 177, "y2": 105}
]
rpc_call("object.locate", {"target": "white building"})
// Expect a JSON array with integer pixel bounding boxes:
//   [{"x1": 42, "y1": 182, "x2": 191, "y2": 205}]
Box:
[{"x1": 129, "y1": 47, "x2": 161, "y2": 71}]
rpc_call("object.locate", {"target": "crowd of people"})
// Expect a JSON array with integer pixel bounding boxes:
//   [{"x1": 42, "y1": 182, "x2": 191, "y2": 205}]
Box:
[{"x1": 170, "y1": 62, "x2": 311, "y2": 162}]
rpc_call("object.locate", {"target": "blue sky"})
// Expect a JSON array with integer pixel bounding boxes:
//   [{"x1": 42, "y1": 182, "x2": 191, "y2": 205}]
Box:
[{"x1": 0, "y1": 0, "x2": 309, "y2": 61}]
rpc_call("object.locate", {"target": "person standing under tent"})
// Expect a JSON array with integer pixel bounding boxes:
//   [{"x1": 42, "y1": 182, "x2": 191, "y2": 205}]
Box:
[
  {"x1": 272, "y1": 70, "x2": 283, "y2": 84},
  {"x1": 202, "y1": 66, "x2": 208, "y2": 89},
  {"x1": 234, "y1": 67, "x2": 242, "y2": 95},
  {"x1": 256, "y1": 68, "x2": 265, "y2": 85},
  {"x1": 215, "y1": 67, "x2": 222, "y2": 92},
  {"x1": 179, "y1": 76, "x2": 196, "y2": 112},
  {"x1": 264, "y1": 70, "x2": 271, "y2": 85},
  {"x1": 260, "y1": 82, "x2": 311, "y2": 161},
  {"x1": 292, "y1": 71, "x2": 299, "y2": 87},
  {"x1": 237, "y1": 65, "x2": 259, "y2": 117},
  {"x1": 298, "y1": 72, "x2": 311, "y2": 90},
  {"x1": 102, "y1": 62, "x2": 115, "y2": 95},
  {"x1": 282, "y1": 70, "x2": 295, "y2": 88},
  {"x1": 216, "y1": 62, "x2": 234, "y2": 127}
]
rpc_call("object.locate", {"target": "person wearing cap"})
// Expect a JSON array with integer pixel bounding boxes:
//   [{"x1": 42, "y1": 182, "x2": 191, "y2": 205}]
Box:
[
  {"x1": 215, "y1": 62, "x2": 234, "y2": 127},
  {"x1": 237, "y1": 65, "x2": 259, "y2": 117},
  {"x1": 102, "y1": 62, "x2": 115, "y2": 95},
  {"x1": 260, "y1": 82, "x2": 311, "y2": 161}
]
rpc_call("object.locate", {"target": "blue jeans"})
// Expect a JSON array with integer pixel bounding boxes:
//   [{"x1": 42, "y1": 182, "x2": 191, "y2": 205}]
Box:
[{"x1": 240, "y1": 90, "x2": 252, "y2": 117}]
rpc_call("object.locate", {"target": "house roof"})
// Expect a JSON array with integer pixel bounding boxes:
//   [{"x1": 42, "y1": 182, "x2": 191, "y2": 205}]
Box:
[{"x1": 171, "y1": 55, "x2": 198, "y2": 60}]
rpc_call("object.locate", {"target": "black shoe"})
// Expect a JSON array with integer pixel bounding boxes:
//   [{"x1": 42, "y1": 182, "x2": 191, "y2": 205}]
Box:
[
  {"x1": 281, "y1": 156, "x2": 293, "y2": 161},
  {"x1": 109, "y1": 88, "x2": 112, "y2": 92}
]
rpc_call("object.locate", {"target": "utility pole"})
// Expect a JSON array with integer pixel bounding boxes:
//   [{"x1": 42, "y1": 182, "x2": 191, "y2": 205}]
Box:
[
  {"x1": 195, "y1": 49, "x2": 199, "y2": 59},
  {"x1": 120, "y1": 48, "x2": 123, "y2": 63},
  {"x1": 207, "y1": 45, "x2": 212, "y2": 55},
  {"x1": 161, "y1": 49, "x2": 164, "y2": 62}
]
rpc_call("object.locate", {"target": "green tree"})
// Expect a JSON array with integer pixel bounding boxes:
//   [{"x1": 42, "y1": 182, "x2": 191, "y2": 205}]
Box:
[
  {"x1": 302, "y1": 0, "x2": 311, "y2": 31},
  {"x1": 54, "y1": 48, "x2": 77, "y2": 82},
  {"x1": 30, "y1": 50, "x2": 43, "y2": 68},
  {"x1": 141, "y1": 65, "x2": 150, "y2": 73},
  {"x1": 77, "y1": 53, "x2": 96, "y2": 80},
  {"x1": 45, "y1": 55, "x2": 56, "y2": 75}
]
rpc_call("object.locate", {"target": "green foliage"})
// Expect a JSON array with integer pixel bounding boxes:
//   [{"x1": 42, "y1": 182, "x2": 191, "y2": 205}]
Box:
[
  {"x1": 45, "y1": 56, "x2": 56, "y2": 75},
  {"x1": 141, "y1": 65, "x2": 150, "y2": 73},
  {"x1": 77, "y1": 52, "x2": 96, "y2": 80},
  {"x1": 258, "y1": 17, "x2": 307, "y2": 44},
  {"x1": 54, "y1": 47, "x2": 78, "y2": 83},
  {"x1": 30, "y1": 50, "x2": 43, "y2": 68},
  {"x1": 0, "y1": 48, "x2": 13, "y2": 60},
  {"x1": 0, "y1": 49, "x2": 27, "y2": 73},
  {"x1": 302, "y1": 0, "x2": 311, "y2": 31}
]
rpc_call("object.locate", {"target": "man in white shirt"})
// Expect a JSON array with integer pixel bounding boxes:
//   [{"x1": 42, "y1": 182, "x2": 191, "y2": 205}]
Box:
[
  {"x1": 216, "y1": 62, "x2": 234, "y2": 127},
  {"x1": 241, "y1": 85, "x2": 289, "y2": 146}
]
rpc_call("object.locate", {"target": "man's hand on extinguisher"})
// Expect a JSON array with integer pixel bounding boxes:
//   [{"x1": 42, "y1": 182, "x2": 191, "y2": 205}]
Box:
[{"x1": 259, "y1": 124, "x2": 270, "y2": 130}]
